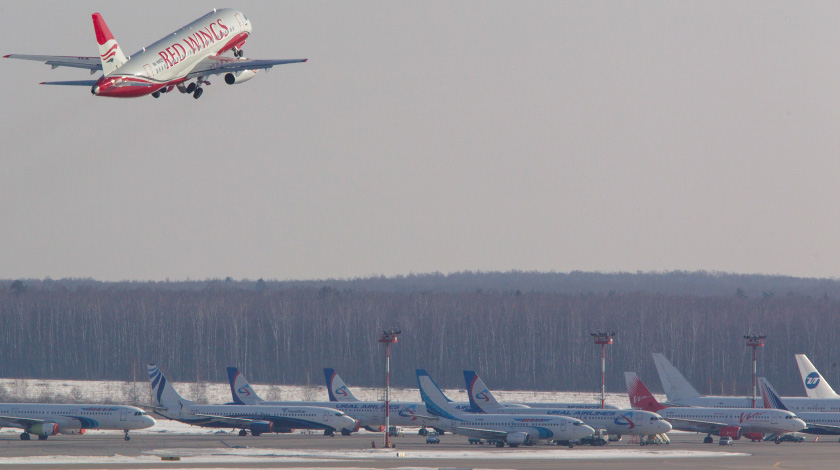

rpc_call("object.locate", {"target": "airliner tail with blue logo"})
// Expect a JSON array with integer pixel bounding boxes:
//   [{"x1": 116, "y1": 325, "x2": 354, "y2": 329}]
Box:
[
  {"x1": 227, "y1": 367, "x2": 264, "y2": 405},
  {"x1": 795, "y1": 354, "x2": 840, "y2": 399},
  {"x1": 325, "y1": 368, "x2": 360, "y2": 402}
]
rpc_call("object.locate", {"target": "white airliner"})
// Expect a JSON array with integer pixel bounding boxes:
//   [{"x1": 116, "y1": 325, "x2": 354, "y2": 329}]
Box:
[
  {"x1": 0, "y1": 403, "x2": 154, "y2": 441},
  {"x1": 626, "y1": 372, "x2": 806, "y2": 444},
  {"x1": 148, "y1": 365, "x2": 357, "y2": 436},
  {"x1": 759, "y1": 377, "x2": 840, "y2": 438},
  {"x1": 463, "y1": 370, "x2": 671, "y2": 444},
  {"x1": 226, "y1": 367, "x2": 438, "y2": 432},
  {"x1": 795, "y1": 354, "x2": 840, "y2": 400},
  {"x1": 4, "y1": 9, "x2": 306, "y2": 99},
  {"x1": 654, "y1": 353, "x2": 840, "y2": 412},
  {"x1": 418, "y1": 369, "x2": 595, "y2": 448}
]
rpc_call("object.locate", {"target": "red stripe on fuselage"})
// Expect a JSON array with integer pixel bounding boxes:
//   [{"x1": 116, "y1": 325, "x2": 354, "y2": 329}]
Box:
[{"x1": 93, "y1": 75, "x2": 185, "y2": 98}]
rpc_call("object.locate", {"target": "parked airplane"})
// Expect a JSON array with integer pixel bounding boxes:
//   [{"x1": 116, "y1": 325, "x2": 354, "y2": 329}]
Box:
[
  {"x1": 0, "y1": 403, "x2": 154, "y2": 441},
  {"x1": 227, "y1": 367, "x2": 438, "y2": 432},
  {"x1": 759, "y1": 377, "x2": 840, "y2": 438},
  {"x1": 654, "y1": 353, "x2": 840, "y2": 412},
  {"x1": 4, "y1": 9, "x2": 306, "y2": 99},
  {"x1": 148, "y1": 364, "x2": 357, "y2": 436},
  {"x1": 625, "y1": 372, "x2": 806, "y2": 444},
  {"x1": 418, "y1": 369, "x2": 594, "y2": 448},
  {"x1": 795, "y1": 354, "x2": 840, "y2": 399},
  {"x1": 464, "y1": 370, "x2": 671, "y2": 444}
]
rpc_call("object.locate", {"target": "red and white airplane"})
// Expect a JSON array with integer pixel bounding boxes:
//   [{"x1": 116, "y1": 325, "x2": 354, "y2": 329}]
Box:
[{"x1": 4, "y1": 9, "x2": 306, "y2": 99}]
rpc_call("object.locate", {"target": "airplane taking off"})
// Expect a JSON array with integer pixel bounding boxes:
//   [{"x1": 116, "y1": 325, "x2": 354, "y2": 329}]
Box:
[
  {"x1": 4, "y1": 9, "x2": 306, "y2": 99},
  {"x1": 418, "y1": 369, "x2": 595, "y2": 448},
  {"x1": 0, "y1": 403, "x2": 154, "y2": 441},
  {"x1": 626, "y1": 372, "x2": 805, "y2": 444},
  {"x1": 149, "y1": 365, "x2": 358, "y2": 436},
  {"x1": 464, "y1": 370, "x2": 671, "y2": 444},
  {"x1": 759, "y1": 377, "x2": 840, "y2": 437},
  {"x1": 795, "y1": 354, "x2": 840, "y2": 399}
]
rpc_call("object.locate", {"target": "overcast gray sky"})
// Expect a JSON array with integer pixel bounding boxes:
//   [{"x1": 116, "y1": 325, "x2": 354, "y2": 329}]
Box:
[{"x1": 2, "y1": 1, "x2": 840, "y2": 281}]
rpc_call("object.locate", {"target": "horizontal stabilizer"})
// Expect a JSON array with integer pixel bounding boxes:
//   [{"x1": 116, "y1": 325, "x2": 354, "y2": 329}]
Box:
[{"x1": 40, "y1": 80, "x2": 97, "y2": 86}]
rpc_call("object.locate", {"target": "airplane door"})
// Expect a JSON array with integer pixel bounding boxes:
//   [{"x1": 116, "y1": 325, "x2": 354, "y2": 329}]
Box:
[
  {"x1": 323, "y1": 410, "x2": 329, "y2": 422},
  {"x1": 561, "y1": 420, "x2": 566, "y2": 432},
  {"x1": 143, "y1": 64, "x2": 153, "y2": 77},
  {"x1": 120, "y1": 409, "x2": 127, "y2": 422},
  {"x1": 770, "y1": 414, "x2": 778, "y2": 425}
]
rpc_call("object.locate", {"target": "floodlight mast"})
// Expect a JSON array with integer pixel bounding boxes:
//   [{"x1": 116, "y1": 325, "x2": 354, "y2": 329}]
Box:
[
  {"x1": 744, "y1": 334, "x2": 766, "y2": 408},
  {"x1": 591, "y1": 331, "x2": 615, "y2": 409},
  {"x1": 378, "y1": 327, "x2": 401, "y2": 448}
]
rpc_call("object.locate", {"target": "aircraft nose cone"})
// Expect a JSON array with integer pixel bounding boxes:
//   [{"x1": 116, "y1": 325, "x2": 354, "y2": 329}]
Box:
[{"x1": 660, "y1": 420, "x2": 673, "y2": 433}]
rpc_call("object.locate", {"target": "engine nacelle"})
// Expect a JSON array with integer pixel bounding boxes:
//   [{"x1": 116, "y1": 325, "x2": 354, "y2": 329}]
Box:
[
  {"x1": 29, "y1": 423, "x2": 58, "y2": 437},
  {"x1": 743, "y1": 432, "x2": 764, "y2": 442},
  {"x1": 719, "y1": 426, "x2": 742, "y2": 440},
  {"x1": 225, "y1": 69, "x2": 258, "y2": 85},
  {"x1": 57, "y1": 425, "x2": 85, "y2": 435},
  {"x1": 506, "y1": 431, "x2": 531, "y2": 447},
  {"x1": 249, "y1": 421, "x2": 274, "y2": 434}
]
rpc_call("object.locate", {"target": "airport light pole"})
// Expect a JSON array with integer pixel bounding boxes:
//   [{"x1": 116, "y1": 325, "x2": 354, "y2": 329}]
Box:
[
  {"x1": 744, "y1": 334, "x2": 766, "y2": 408},
  {"x1": 591, "y1": 331, "x2": 615, "y2": 409},
  {"x1": 379, "y1": 327, "x2": 400, "y2": 448}
]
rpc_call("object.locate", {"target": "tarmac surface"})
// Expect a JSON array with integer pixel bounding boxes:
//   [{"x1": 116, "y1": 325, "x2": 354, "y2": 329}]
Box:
[{"x1": 0, "y1": 430, "x2": 834, "y2": 469}]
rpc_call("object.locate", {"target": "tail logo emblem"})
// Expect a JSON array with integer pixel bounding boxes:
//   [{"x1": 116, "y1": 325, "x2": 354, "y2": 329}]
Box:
[
  {"x1": 805, "y1": 372, "x2": 821, "y2": 389},
  {"x1": 475, "y1": 389, "x2": 490, "y2": 402},
  {"x1": 334, "y1": 386, "x2": 348, "y2": 397},
  {"x1": 613, "y1": 412, "x2": 636, "y2": 429},
  {"x1": 238, "y1": 386, "x2": 251, "y2": 397}
]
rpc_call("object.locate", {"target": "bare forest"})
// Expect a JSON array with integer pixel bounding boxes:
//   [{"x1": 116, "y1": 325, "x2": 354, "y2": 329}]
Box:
[{"x1": 2, "y1": 271, "x2": 840, "y2": 398}]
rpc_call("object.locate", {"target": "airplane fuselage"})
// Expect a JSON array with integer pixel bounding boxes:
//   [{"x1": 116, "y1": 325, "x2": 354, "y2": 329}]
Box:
[
  {"x1": 0, "y1": 404, "x2": 154, "y2": 435},
  {"x1": 92, "y1": 9, "x2": 251, "y2": 97}
]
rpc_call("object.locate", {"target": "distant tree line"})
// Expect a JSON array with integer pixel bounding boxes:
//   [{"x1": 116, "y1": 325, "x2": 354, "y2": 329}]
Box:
[{"x1": 1, "y1": 272, "x2": 839, "y2": 397}]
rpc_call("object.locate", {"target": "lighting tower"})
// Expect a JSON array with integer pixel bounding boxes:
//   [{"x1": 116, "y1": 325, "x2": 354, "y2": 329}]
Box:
[
  {"x1": 378, "y1": 327, "x2": 401, "y2": 448},
  {"x1": 591, "y1": 331, "x2": 615, "y2": 409},
  {"x1": 744, "y1": 334, "x2": 766, "y2": 408}
]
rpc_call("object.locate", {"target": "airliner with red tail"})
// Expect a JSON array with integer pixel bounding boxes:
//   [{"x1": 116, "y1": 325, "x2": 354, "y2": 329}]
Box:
[
  {"x1": 625, "y1": 372, "x2": 805, "y2": 444},
  {"x1": 4, "y1": 9, "x2": 306, "y2": 99}
]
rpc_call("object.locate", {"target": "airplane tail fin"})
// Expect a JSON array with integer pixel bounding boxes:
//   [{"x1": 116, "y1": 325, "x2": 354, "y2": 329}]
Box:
[
  {"x1": 758, "y1": 377, "x2": 788, "y2": 410},
  {"x1": 652, "y1": 353, "x2": 702, "y2": 402},
  {"x1": 463, "y1": 370, "x2": 503, "y2": 413},
  {"x1": 147, "y1": 364, "x2": 193, "y2": 419},
  {"x1": 324, "y1": 368, "x2": 359, "y2": 402},
  {"x1": 416, "y1": 369, "x2": 463, "y2": 421},
  {"x1": 92, "y1": 13, "x2": 127, "y2": 75},
  {"x1": 625, "y1": 372, "x2": 666, "y2": 412},
  {"x1": 795, "y1": 354, "x2": 840, "y2": 399},
  {"x1": 226, "y1": 367, "x2": 264, "y2": 405}
]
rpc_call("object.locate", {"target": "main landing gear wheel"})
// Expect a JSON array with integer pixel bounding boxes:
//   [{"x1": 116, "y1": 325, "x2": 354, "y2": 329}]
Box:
[
  {"x1": 19, "y1": 433, "x2": 30, "y2": 441},
  {"x1": 186, "y1": 83, "x2": 196, "y2": 94},
  {"x1": 341, "y1": 429, "x2": 351, "y2": 436},
  {"x1": 193, "y1": 88, "x2": 204, "y2": 99},
  {"x1": 152, "y1": 91, "x2": 161, "y2": 98},
  {"x1": 239, "y1": 429, "x2": 248, "y2": 437},
  {"x1": 124, "y1": 430, "x2": 131, "y2": 441},
  {"x1": 38, "y1": 435, "x2": 48, "y2": 440},
  {"x1": 324, "y1": 429, "x2": 335, "y2": 437},
  {"x1": 703, "y1": 435, "x2": 713, "y2": 444},
  {"x1": 234, "y1": 48, "x2": 244, "y2": 58}
]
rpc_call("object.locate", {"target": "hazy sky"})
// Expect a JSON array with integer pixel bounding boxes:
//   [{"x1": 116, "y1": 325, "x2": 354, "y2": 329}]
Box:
[{"x1": 2, "y1": 1, "x2": 840, "y2": 281}]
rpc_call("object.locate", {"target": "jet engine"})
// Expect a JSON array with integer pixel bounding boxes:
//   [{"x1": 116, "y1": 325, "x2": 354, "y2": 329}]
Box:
[
  {"x1": 743, "y1": 432, "x2": 764, "y2": 442},
  {"x1": 506, "y1": 431, "x2": 531, "y2": 447},
  {"x1": 719, "y1": 426, "x2": 742, "y2": 440},
  {"x1": 248, "y1": 421, "x2": 274, "y2": 435},
  {"x1": 225, "y1": 69, "x2": 258, "y2": 85},
  {"x1": 29, "y1": 423, "x2": 59, "y2": 437},
  {"x1": 57, "y1": 425, "x2": 85, "y2": 435}
]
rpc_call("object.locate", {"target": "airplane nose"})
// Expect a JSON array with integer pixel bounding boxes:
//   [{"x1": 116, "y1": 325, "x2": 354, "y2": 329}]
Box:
[{"x1": 660, "y1": 420, "x2": 672, "y2": 433}]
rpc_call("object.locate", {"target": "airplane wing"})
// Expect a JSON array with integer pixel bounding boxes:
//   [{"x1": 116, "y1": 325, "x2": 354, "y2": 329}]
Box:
[
  {"x1": 451, "y1": 426, "x2": 508, "y2": 440},
  {"x1": 185, "y1": 56, "x2": 307, "y2": 79},
  {"x1": 0, "y1": 414, "x2": 82, "y2": 429},
  {"x1": 188, "y1": 412, "x2": 266, "y2": 427},
  {"x1": 4, "y1": 54, "x2": 102, "y2": 72},
  {"x1": 805, "y1": 423, "x2": 840, "y2": 434},
  {"x1": 665, "y1": 417, "x2": 730, "y2": 433}
]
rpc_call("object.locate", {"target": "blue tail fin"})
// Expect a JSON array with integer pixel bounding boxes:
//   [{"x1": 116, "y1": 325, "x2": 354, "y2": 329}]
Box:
[
  {"x1": 416, "y1": 369, "x2": 462, "y2": 421},
  {"x1": 759, "y1": 377, "x2": 788, "y2": 410}
]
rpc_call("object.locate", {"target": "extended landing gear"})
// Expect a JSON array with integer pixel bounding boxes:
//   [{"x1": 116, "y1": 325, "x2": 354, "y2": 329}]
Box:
[
  {"x1": 233, "y1": 47, "x2": 244, "y2": 58},
  {"x1": 703, "y1": 434, "x2": 714, "y2": 444},
  {"x1": 341, "y1": 429, "x2": 352, "y2": 436},
  {"x1": 19, "y1": 433, "x2": 30, "y2": 441},
  {"x1": 152, "y1": 91, "x2": 161, "y2": 98},
  {"x1": 324, "y1": 429, "x2": 335, "y2": 437},
  {"x1": 239, "y1": 429, "x2": 248, "y2": 437},
  {"x1": 124, "y1": 430, "x2": 131, "y2": 441},
  {"x1": 193, "y1": 87, "x2": 203, "y2": 99},
  {"x1": 186, "y1": 83, "x2": 196, "y2": 94},
  {"x1": 38, "y1": 435, "x2": 48, "y2": 441}
]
